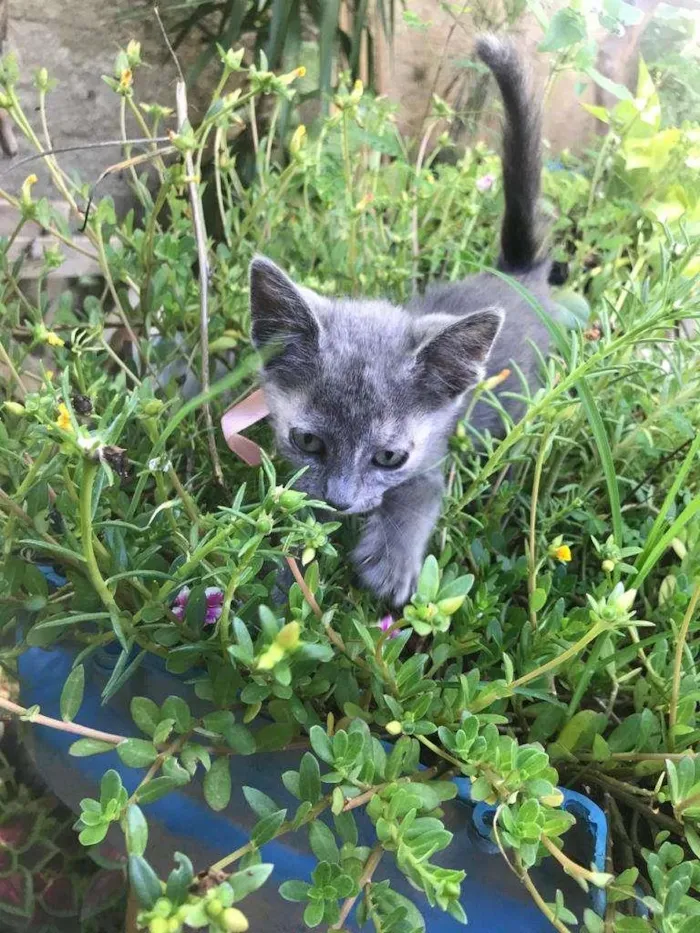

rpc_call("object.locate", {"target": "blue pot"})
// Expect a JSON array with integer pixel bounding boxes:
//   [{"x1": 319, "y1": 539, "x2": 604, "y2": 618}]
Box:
[{"x1": 19, "y1": 570, "x2": 607, "y2": 931}]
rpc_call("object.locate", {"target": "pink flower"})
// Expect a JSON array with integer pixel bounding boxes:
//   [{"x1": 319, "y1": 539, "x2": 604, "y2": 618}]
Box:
[
  {"x1": 377, "y1": 614, "x2": 400, "y2": 639},
  {"x1": 171, "y1": 587, "x2": 190, "y2": 621},
  {"x1": 204, "y1": 587, "x2": 224, "y2": 625},
  {"x1": 170, "y1": 585, "x2": 224, "y2": 626},
  {"x1": 476, "y1": 173, "x2": 495, "y2": 192}
]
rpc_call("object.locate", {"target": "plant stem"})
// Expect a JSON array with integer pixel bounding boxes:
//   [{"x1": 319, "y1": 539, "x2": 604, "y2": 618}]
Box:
[
  {"x1": 515, "y1": 855, "x2": 570, "y2": 933},
  {"x1": 330, "y1": 844, "x2": 383, "y2": 931},
  {"x1": 175, "y1": 80, "x2": 224, "y2": 487},
  {"x1": 209, "y1": 798, "x2": 331, "y2": 874},
  {"x1": 0, "y1": 339, "x2": 27, "y2": 396},
  {"x1": 0, "y1": 695, "x2": 124, "y2": 745},
  {"x1": 541, "y1": 835, "x2": 610, "y2": 885},
  {"x1": 527, "y1": 430, "x2": 550, "y2": 632},
  {"x1": 286, "y1": 555, "x2": 323, "y2": 619},
  {"x1": 669, "y1": 581, "x2": 700, "y2": 748},
  {"x1": 80, "y1": 460, "x2": 128, "y2": 645}
]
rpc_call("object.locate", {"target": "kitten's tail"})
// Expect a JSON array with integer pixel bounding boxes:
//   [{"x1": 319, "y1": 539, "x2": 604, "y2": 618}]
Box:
[{"x1": 476, "y1": 34, "x2": 544, "y2": 274}]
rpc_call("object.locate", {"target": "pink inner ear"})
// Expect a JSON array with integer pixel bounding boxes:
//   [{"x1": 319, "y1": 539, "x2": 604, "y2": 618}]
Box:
[{"x1": 220, "y1": 388, "x2": 270, "y2": 466}]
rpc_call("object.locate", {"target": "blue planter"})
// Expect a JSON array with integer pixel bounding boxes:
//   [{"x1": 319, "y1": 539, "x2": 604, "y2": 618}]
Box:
[{"x1": 19, "y1": 570, "x2": 608, "y2": 931}]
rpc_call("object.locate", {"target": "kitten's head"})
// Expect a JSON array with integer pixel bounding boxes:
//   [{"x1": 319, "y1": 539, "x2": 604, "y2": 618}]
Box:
[{"x1": 249, "y1": 257, "x2": 502, "y2": 513}]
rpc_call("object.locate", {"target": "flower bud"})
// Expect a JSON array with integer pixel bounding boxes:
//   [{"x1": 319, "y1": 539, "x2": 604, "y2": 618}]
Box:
[
  {"x1": 276, "y1": 621, "x2": 300, "y2": 651},
  {"x1": 437, "y1": 596, "x2": 465, "y2": 615},
  {"x1": 289, "y1": 124, "x2": 306, "y2": 156},
  {"x1": 222, "y1": 907, "x2": 249, "y2": 932},
  {"x1": 385, "y1": 720, "x2": 402, "y2": 736},
  {"x1": 301, "y1": 546, "x2": 316, "y2": 566},
  {"x1": 3, "y1": 401, "x2": 25, "y2": 416},
  {"x1": 601, "y1": 559, "x2": 615, "y2": 574},
  {"x1": 149, "y1": 919, "x2": 169, "y2": 933}
]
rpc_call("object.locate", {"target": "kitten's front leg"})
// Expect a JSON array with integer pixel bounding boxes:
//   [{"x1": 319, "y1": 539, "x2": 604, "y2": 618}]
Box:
[{"x1": 353, "y1": 470, "x2": 444, "y2": 607}]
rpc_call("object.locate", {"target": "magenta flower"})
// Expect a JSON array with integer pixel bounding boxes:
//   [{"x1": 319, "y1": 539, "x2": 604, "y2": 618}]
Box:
[
  {"x1": 476, "y1": 173, "x2": 495, "y2": 193},
  {"x1": 204, "y1": 587, "x2": 225, "y2": 625},
  {"x1": 377, "y1": 614, "x2": 400, "y2": 639},
  {"x1": 171, "y1": 587, "x2": 190, "y2": 621},
  {"x1": 171, "y1": 585, "x2": 224, "y2": 626}
]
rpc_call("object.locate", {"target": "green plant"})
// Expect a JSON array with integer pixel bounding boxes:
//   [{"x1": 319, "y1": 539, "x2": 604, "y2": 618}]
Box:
[{"x1": 0, "y1": 32, "x2": 700, "y2": 933}]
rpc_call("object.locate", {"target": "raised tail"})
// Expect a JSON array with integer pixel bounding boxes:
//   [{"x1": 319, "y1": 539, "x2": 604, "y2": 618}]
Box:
[{"x1": 476, "y1": 34, "x2": 544, "y2": 274}]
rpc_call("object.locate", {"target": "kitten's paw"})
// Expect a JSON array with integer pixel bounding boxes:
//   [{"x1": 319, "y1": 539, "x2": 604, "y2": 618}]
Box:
[{"x1": 353, "y1": 531, "x2": 420, "y2": 608}]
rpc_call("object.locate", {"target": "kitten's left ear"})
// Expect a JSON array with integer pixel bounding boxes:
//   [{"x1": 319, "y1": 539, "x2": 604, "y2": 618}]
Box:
[{"x1": 415, "y1": 308, "x2": 504, "y2": 399}]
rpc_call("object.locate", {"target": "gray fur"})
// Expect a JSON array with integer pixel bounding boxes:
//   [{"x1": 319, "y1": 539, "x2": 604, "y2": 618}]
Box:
[{"x1": 247, "y1": 35, "x2": 553, "y2": 605}]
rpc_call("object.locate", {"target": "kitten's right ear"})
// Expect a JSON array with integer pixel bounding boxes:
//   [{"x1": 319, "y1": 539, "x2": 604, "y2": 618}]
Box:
[
  {"x1": 249, "y1": 257, "x2": 321, "y2": 383},
  {"x1": 249, "y1": 257, "x2": 319, "y2": 350}
]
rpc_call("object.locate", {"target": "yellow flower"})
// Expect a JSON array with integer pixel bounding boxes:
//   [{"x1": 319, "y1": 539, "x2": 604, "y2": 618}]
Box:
[
  {"x1": 119, "y1": 68, "x2": 133, "y2": 90},
  {"x1": 553, "y1": 544, "x2": 572, "y2": 563},
  {"x1": 56, "y1": 403, "x2": 73, "y2": 433},
  {"x1": 289, "y1": 124, "x2": 307, "y2": 155},
  {"x1": 482, "y1": 368, "x2": 511, "y2": 392},
  {"x1": 295, "y1": 66, "x2": 306, "y2": 78},
  {"x1": 45, "y1": 331, "x2": 65, "y2": 348},
  {"x1": 20, "y1": 174, "x2": 38, "y2": 206},
  {"x1": 45, "y1": 370, "x2": 54, "y2": 382}
]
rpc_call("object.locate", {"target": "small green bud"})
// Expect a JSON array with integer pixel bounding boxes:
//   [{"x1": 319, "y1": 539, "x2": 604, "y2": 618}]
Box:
[
  {"x1": 35, "y1": 67, "x2": 50, "y2": 91},
  {"x1": 206, "y1": 899, "x2": 224, "y2": 917},
  {"x1": 256, "y1": 512, "x2": 274, "y2": 535},
  {"x1": 149, "y1": 919, "x2": 169, "y2": 933},
  {"x1": 601, "y1": 559, "x2": 615, "y2": 573},
  {"x1": 154, "y1": 898, "x2": 172, "y2": 917},
  {"x1": 301, "y1": 546, "x2": 316, "y2": 566},
  {"x1": 385, "y1": 720, "x2": 402, "y2": 736}
]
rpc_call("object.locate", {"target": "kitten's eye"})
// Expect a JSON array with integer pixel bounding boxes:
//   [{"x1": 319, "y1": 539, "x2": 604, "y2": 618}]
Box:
[
  {"x1": 371, "y1": 449, "x2": 409, "y2": 469},
  {"x1": 290, "y1": 428, "x2": 325, "y2": 456}
]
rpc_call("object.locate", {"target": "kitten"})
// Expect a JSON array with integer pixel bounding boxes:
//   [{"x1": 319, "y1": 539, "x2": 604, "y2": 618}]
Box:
[{"x1": 248, "y1": 35, "x2": 554, "y2": 606}]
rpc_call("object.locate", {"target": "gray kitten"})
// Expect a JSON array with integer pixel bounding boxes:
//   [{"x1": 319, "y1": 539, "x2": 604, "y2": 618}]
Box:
[{"x1": 248, "y1": 36, "x2": 553, "y2": 606}]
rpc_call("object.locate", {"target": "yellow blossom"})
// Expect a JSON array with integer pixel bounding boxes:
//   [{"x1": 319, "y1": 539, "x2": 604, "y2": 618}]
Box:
[
  {"x1": 20, "y1": 174, "x2": 38, "y2": 206},
  {"x1": 119, "y1": 68, "x2": 133, "y2": 90},
  {"x1": 56, "y1": 403, "x2": 72, "y2": 433},
  {"x1": 289, "y1": 124, "x2": 307, "y2": 155},
  {"x1": 45, "y1": 331, "x2": 65, "y2": 348},
  {"x1": 482, "y1": 368, "x2": 511, "y2": 392},
  {"x1": 45, "y1": 370, "x2": 54, "y2": 382},
  {"x1": 553, "y1": 544, "x2": 572, "y2": 563},
  {"x1": 295, "y1": 66, "x2": 306, "y2": 78}
]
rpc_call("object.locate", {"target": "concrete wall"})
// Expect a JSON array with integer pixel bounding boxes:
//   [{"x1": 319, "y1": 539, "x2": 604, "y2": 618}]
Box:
[{"x1": 2, "y1": 0, "x2": 648, "y2": 211}]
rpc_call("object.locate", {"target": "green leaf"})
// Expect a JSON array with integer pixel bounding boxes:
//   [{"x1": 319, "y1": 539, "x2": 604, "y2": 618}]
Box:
[
  {"x1": 530, "y1": 588, "x2": 547, "y2": 613},
  {"x1": 255, "y1": 722, "x2": 297, "y2": 751},
  {"x1": 100, "y1": 769, "x2": 123, "y2": 808},
  {"x1": 279, "y1": 879, "x2": 311, "y2": 902},
  {"x1": 538, "y1": 8, "x2": 587, "y2": 52},
  {"x1": 165, "y1": 853, "x2": 194, "y2": 907},
  {"x1": 128, "y1": 855, "x2": 162, "y2": 910},
  {"x1": 304, "y1": 899, "x2": 325, "y2": 927},
  {"x1": 124, "y1": 804, "x2": 148, "y2": 857},
  {"x1": 117, "y1": 739, "x2": 158, "y2": 769},
  {"x1": 79, "y1": 823, "x2": 109, "y2": 847},
  {"x1": 137, "y1": 777, "x2": 180, "y2": 805},
  {"x1": 252, "y1": 809, "x2": 287, "y2": 846},
  {"x1": 437, "y1": 574, "x2": 474, "y2": 601},
  {"x1": 131, "y1": 697, "x2": 160, "y2": 737},
  {"x1": 309, "y1": 821, "x2": 340, "y2": 863},
  {"x1": 299, "y1": 752, "x2": 322, "y2": 804},
  {"x1": 228, "y1": 864, "x2": 274, "y2": 902},
  {"x1": 69, "y1": 738, "x2": 115, "y2": 757},
  {"x1": 417, "y1": 554, "x2": 440, "y2": 601},
  {"x1": 60, "y1": 664, "x2": 85, "y2": 722},
  {"x1": 309, "y1": 725, "x2": 334, "y2": 763},
  {"x1": 243, "y1": 786, "x2": 280, "y2": 819},
  {"x1": 203, "y1": 757, "x2": 232, "y2": 812},
  {"x1": 161, "y1": 696, "x2": 191, "y2": 733}
]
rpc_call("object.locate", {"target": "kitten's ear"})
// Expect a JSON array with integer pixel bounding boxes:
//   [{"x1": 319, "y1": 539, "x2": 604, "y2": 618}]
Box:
[
  {"x1": 415, "y1": 308, "x2": 503, "y2": 399},
  {"x1": 249, "y1": 257, "x2": 321, "y2": 383}
]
